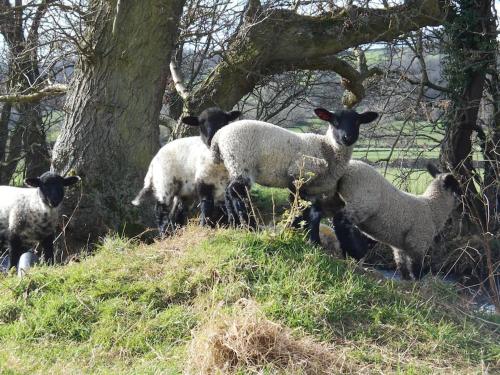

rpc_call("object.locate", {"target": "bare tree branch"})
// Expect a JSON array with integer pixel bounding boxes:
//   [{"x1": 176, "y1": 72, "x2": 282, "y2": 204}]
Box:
[
  {"x1": 0, "y1": 83, "x2": 68, "y2": 103},
  {"x1": 185, "y1": 0, "x2": 449, "y2": 113}
]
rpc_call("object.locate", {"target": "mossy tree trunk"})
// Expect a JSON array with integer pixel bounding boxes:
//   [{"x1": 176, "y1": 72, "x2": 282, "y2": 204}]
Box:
[{"x1": 52, "y1": 0, "x2": 185, "y2": 248}]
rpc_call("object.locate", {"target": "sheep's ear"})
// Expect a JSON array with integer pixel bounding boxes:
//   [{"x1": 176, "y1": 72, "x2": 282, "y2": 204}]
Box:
[
  {"x1": 24, "y1": 177, "x2": 41, "y2": 187},
  {"x1": 359, "y1": 111, "x2": 378, "y2": 124},
  {"x1": 314, "y1": 108, "x2": 334, "y2": 122},
  {"x1": 181, "y1": 116, "x2": 200, "y2": 126},
  {"x1": 444, "y1": 174, "x2": 461, "y2": 195},
  {"x1": 63, "y1": 176, "x2": 81, "y2": 186},
  {"x1": 426, "y1": 163, "x2": 441, "y2": 178},
  {"x1": 226, "y1": 110, "x2": 241, "y2": 122}
]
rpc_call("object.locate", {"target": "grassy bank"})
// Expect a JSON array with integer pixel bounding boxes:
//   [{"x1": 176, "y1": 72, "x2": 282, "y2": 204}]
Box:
[{"x1": 0, "y1": 227, "x2": 498, "y2": 374}]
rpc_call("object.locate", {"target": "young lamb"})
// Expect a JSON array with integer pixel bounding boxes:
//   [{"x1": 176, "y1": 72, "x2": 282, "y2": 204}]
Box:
[
  {"x1": 329, "y1": 161, "x2": 461, "y2": 280},
  {"x1": 0, "y1": 172, "x2": 81, "y2": 270},
  {"x1": 131, "y1": 107, "x2": 241, "y2": 234},
  {"x1": 210, "y1": 108, "x2": 378, "y2": 243}
]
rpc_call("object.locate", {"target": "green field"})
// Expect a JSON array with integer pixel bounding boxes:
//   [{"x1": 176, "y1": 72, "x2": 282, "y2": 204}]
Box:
[
  {"x1": 1, "y1": 228, "x2": 498, "y2": 373},
  {"x1": 293, "y1": 118, "x2": 483, "y2": 164}
]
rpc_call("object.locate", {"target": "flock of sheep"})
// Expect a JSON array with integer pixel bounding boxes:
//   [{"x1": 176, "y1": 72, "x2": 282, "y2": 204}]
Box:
[{"x1": 0, "y1": 107, "x2": 461, "y2": 280}]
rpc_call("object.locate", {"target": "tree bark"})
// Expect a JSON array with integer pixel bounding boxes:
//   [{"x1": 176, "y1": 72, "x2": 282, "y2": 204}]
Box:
[
  {"x1": 184, "y1": 0, "x2": 448, "y2": 115},
  {"x1": 0, "y1": 0, "x2": 51, "y2": 181},
  {"x1": 52, "y1": 0, "x2": 185, "y2": 248},
  {"x1": 440, "y1": 0, "x2": 496, "y2": 230},
  {"x1": 483, "y1": 61, "x2": 500, "y2": 231}
]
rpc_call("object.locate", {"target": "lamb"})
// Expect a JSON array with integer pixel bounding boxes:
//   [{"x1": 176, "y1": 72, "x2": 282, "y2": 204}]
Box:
[
  {"x1": 0, "y1": 171, "x2": 81, "y2": 270},
  {"x1": 131, "y1": 107, "x2": 241, "y2": 234},
  {"x1": 210, "y1": 107, "x2": 378, "y2": 242},
  {"x1": 329, "y1": 161, "x2": 461, "y2": 280}
]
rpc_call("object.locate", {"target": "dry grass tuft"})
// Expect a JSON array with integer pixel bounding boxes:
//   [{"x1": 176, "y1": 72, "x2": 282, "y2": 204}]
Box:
[
  {"x1": 187, "y1": 299, "x2": 349, "y2": 374},
  {"x1": 151, "y1": 224, "x2": 215, "y2": 254}
]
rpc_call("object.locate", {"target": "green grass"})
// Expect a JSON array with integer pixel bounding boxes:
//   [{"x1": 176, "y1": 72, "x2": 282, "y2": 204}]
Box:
[{"x1": 0, "y1": 228, "x2": 498, "y2": 373}]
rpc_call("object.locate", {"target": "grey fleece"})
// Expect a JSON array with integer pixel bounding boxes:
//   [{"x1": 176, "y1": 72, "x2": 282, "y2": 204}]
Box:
[{"x1": 334, "y1": 160, "x2": 457, "y2": 277}]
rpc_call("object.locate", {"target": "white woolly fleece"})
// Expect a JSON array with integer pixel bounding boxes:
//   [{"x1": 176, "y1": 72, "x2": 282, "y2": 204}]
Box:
[
  {"x1": 134, "y1": 136, "x2": 228, "y2": 208},
  {"x1": 0, "y1": 186, "x2": 59, "y2": 247},
  {"x1": 210, "y1": 120, "x2": 353, "y2": 198}
]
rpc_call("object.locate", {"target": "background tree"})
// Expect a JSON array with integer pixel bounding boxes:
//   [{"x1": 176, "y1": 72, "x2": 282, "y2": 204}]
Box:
[
  {"x1": 51, "y1": 0, "x2": 185, "y2": 248},
  {"x1": 0, "y1": 0, "x2": 82, "y2": 184}
]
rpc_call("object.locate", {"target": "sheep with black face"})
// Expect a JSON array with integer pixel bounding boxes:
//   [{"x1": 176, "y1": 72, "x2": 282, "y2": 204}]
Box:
[
  {"x1": 209, "y1": 107, "x2": 378, "y2": 242},
  {"x1": 132, "y1": 107, "x2": 241, "y2": 234},
  {"x1": 0, "y1": 171, "x2": 80, "y2": 270}
]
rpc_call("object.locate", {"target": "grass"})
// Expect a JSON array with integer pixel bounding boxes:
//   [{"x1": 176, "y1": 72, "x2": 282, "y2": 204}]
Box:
[{"x1": 0, "y1": 227, "x2": 498, "y2": 374}]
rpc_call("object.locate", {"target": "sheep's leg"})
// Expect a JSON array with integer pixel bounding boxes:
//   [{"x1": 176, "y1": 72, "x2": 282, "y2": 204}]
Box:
[
  {"x1": 392, "y1": 247, "x2": 415, "y2": 280},
  {"x1": 40, "y1": 234, "x2": 55, "y2": 265},
  {"x1": 169, "y1": 197, "x2": 187, "y2": 231},
  {"x1": 196, "y1": 182, "x2": 215, "y2": 227},
  {"x1": 404, "y1": 243, "x2": 429, "y2": 280},
  {"x1": 332, "y1": 211, "x2": 370, "y2": 260},
  {"x1": 411, "y1": 255, "x2": 427, "y2": 280},
  {"x1": 8, "y1": 234, "x2": 23, "y2": 270},
  {"x1": 171, "y1": 199, "x2": 187, "y2": 228},
  {"x1": 155, "y1": 202, "x2": 171, "y2": 237},
  {"x1": 226, "y1": 177, "x2": 255, "y2": 229},
  {"x1": 308, "y1": 201, "x2": 322, "y2": 245},
  {"x1": 224, "y1": 187, "x2": 238, "y2": 227}
]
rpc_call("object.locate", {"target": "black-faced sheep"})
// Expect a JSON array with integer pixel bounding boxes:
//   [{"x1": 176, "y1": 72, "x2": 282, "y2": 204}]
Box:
[
  {"x1": 0, "y1": 172, "x2": 80, "y2": 270},
  {"x1": 329, "y1": 161, "x2": 461, "y2": 280},
  {"x1": 131, "y1": 107, "x2": 241, "y2": 234},
  {"x1": 210, "y1": 108, "x2": 378, "y2": 243}
]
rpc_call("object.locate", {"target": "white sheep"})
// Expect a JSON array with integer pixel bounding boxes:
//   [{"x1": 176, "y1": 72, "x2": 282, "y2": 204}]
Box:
[
  {"x1": 210, "y1": 108, "x2": 378, "y2": 242},
  {"x1": 0, "y1": 172, "x2": 80, "y2": 270},
  {"x1": 132, "y1": 136, "x2": 230, "y2": 233},
  {"x1": 330, "y1": 161, "x2": 461, "y2": 280},
  {"x1": 131, "y1": 107, "x2": 241, "y2": 234}
]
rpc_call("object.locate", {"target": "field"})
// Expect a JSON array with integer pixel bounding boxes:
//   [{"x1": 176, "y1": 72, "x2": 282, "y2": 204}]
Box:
[{"x1": 1, "y1": 227, "x2": 498, "y2": 374}]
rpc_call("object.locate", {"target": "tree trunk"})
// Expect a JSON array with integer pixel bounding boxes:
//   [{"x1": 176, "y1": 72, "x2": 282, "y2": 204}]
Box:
[
  {"x1": 0, "y1": 102, "x2": 12, "y2": 183},
  {"x1": 0, "y1": 1, "x2": 51, "y2": 182},
  {"x1": 52, "y1": 0, "x2": 185, "y2": 248},
  {"x1": 20, "y1": 102, "x2": 49, "y2": 178},
  {"x1": 484, "y1": 63, "x2": 500, "y2": 231},
  {"x1": 440, "y1": 0, "x2": 497, "y2": 231}
]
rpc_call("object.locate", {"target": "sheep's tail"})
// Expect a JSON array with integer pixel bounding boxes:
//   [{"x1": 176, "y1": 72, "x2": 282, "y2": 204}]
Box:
[{"x1": 132, "y1": 166, "x2": 153, "y2": 206}]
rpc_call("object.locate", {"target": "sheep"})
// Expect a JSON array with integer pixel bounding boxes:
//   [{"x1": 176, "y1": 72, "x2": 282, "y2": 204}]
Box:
[
  {"x1": 0, "y1": 171, "x2": 81, "y2": 270},
  {"x1": 210, "y1": 107, "x2": 378, "y2": 243},
  {"x1": 131, "y1": 107, "x2": 241, "y2": 234},
  {"x1": 328, "y1": 161, "x2": 461, "y2": 280}
]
